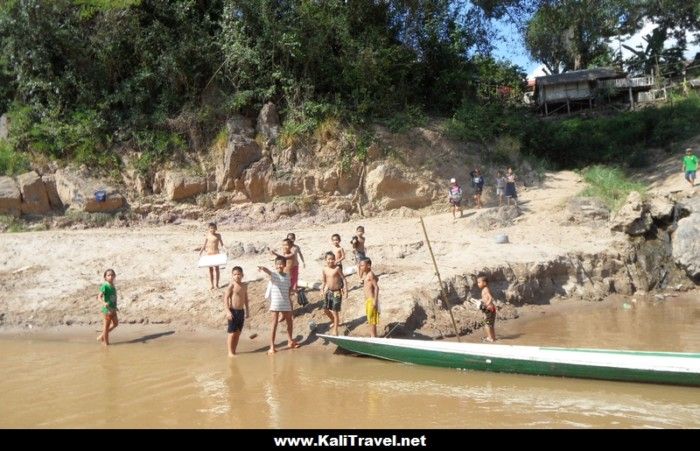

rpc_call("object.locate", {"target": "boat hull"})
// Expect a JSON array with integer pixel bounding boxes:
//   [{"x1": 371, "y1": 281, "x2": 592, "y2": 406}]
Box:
[{"x1": 319, "y1": 335, "x2": 700, "y2": 386}]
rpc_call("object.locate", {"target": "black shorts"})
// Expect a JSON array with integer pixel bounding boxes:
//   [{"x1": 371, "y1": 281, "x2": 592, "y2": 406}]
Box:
[
  {"x1": 483, "y1": 309, "x2": 496, "y2": 327},
  {"x1": 227, "y1": 308, "x2": 245, "y2": 333},
  {"x1": 324, "y1": 291, "x2": 343, "y2": 312}
]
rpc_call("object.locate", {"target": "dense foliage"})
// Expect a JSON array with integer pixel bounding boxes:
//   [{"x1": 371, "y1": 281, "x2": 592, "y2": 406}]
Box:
[
  {"x1": 0, "y1": 0, "x2": 513, "y2": 170},
  {"x1": 0, "y1": 0, "x2": 698, "y2": 176}
]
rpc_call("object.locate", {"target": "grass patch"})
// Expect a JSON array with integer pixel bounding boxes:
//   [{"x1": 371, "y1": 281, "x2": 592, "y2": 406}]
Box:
[
  {"x1": 0, "y1": 214, "x2": 26, "y2": 233},
  {"x1": 64, "y1": 211, "x2": 114, "y2": 227},
  {"x1": 580, "y1": 165, "x2": 646, "y2": 210}
]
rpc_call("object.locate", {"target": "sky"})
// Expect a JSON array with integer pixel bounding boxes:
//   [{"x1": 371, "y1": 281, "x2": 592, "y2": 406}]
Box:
[{"x1": 490, "y1": 18, "x2": 700, "y2": 79}]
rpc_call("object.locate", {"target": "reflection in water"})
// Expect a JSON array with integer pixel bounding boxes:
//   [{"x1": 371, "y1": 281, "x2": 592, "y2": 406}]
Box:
[
  {"x1": 264, "y1": 356, "x2": 281, "y2": 429},
  {"x1": 0, "y1": 295, "x2": 699, "y2": 428}
]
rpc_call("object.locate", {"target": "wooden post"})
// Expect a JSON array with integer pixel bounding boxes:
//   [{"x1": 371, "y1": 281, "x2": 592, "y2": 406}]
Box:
[
  {"x1": 628, "y1": 76, "x2": 634, "y2": 111},
  {"x1": 419, "y1": 217, "x2": 461, "y2": 341}
]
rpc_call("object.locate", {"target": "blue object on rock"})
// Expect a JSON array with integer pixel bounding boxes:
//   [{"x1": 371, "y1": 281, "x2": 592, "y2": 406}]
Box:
[{"x1": 94, "y1": 190, "x2": 107, "y2": 202}]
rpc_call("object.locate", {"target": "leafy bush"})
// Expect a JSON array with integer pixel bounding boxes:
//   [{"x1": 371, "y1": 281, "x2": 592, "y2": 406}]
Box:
[
  {"x1": 0, "y1": 140, "x2": 30, "y2": 176},
  {"x1": 132, "y1": 131, "x2": 186, "y2": 175},
  {"x1": 384, "y1": 106, "x2": 427, "y2": 133},
  {"x1": 522, "y1": 96, "x2": 700, "y2": 168}
]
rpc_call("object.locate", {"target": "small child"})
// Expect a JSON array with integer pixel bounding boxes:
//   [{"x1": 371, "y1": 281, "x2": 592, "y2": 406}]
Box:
[
  {"x1": 223, "y1": 266, "x2": 250, "y2": 357},
  {"x1": 271, "y1": 237, "x2": 303, "y2": 302},
  {"x1": 505, "y1": 167, "x2": 518, "y2": 207},
  {"x1": 495, "y1": 171, "x2": 506, "y2": 207},
  {"x1": 258, "y1": 257, "x2": 300, "y2": 354},
  {"x1": 360, "y1": 258, "x2": 380, "y2": 337},
  {"x1": 199, "y1": 222, "x2": 225, "y2": 290},
  {"x1": 351, "y1": 226, "x2": 367, "y2": 281},
  {"x1": 682, "y1": 147, "x2": 698, "y2": 188},
  {"x1": 470, "y1": 168, "x2": 484, "y2": 209},
  {"x1": 287, "y1": 233, "x2": 305, "y2": 301},
  {"x1": 97, "y1": 269, "x2": 118, "y2": 346},
  {"x1": 321, "y1": 252, "x2": 348, "y2": 336},
  {"x1": 331, "y1": 234, "x2": 346, "y2": 276},
  {"x1": 447, "y1": 178, "x2": 463, "y2": 219},
  {"x1": 477, "y1": 274, "x2": 497, "y2": 342}
]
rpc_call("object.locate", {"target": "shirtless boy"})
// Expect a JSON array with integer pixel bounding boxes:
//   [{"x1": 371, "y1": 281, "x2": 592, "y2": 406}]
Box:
[
  {"x1": 200, "y1": 222, "x2": 225, "y2": 289},
  {"x1": 223, "y1": 266, "x2": 250, "y2": 356},
  {"x1": 360, "y1": 258, "x2": 380, "y2": 337},
  {"x1": 321, "y1": 252, "x2": 348, "y2": 336}
]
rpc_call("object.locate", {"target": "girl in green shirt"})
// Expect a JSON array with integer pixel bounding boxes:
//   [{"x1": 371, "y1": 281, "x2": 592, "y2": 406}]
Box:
[{"x1": 97, "y1": 269, "x2": 118, "y2": 346}]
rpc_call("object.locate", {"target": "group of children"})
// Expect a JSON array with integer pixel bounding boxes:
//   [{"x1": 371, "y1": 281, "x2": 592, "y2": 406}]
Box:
[
  {"x1": 448, "y1": 167, "x2": 518, "y2": 219},
  {"x1": 96, "y1": 223, "x2": 387, "y2": 354},
  {"x1": 97, "y1": 218, "x2": 497, "y2": 353}
]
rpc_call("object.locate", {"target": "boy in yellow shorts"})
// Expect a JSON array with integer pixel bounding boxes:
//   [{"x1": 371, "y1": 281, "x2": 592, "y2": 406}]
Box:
[{"x1": 360, "y1": 258, "x2": 380, "y2": 337}]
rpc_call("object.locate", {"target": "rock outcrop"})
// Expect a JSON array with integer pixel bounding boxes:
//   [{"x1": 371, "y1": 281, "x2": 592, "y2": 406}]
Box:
[
  {"x1": 216, "y1": 117, "x2": 263, "y2": 191},
  {"x1": 365, "y1": 163, "x2": 433, "y2": 209},
  {"x1": 41, "y1": 174, "x2": 64, "y2": 210},
  {"x1": 164, "y1": 171, "x2": 206, "y2": 201},
  {"x1": 610, "y1": 191, "x2": 652, "y2": 235},
  {"x1": 257, "y1": 102, "x2": 280, "y2": 142},
  {"x1": 55, "y1": 168, "x2": 125, "y2": 213},
  {"x1": 672, "y1": 195, "x2": 700, "y2": 280},
  {"x1": 0, "y1": 176, "x2": 21, "y2": 217},
  {"x1": 17, "y1": 171, "x2": 51, "y2": 215}
]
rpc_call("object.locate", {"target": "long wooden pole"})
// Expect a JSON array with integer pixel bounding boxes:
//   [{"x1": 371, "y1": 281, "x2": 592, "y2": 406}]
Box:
[{"x1": 419, "y1": 216, "x2": 461, "y2": 342}]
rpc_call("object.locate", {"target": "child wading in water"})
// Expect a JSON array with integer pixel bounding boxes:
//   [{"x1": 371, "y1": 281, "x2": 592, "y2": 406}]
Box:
[
  {"x1": 199, "y1": 222, "x2": 225, "y2": 290},
  {"x1": 97, "y1": 269, "x2": 118, "y2": 346},
  {"x1": 259, "y1": 257, "x2": 300, "y2": 354},
  {"x1": 223, "y1": 266, "x2": 250, "y2": 357},
  {"x1": 477, "y1": 275, "x2": 497, "y2": 342}
]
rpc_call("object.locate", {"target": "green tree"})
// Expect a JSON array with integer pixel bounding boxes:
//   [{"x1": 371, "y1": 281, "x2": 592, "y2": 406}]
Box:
[{"x1": 524, "y1": 0, "x2": 622, "y2": 73}]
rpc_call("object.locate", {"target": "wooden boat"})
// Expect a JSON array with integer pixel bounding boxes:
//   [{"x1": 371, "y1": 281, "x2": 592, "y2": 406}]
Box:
[{"x1": 318, "y1": 335, "x2": 700, "y2": 386}]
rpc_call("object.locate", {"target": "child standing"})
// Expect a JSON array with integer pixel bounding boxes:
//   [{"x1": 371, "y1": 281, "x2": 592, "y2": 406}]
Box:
[
  {"x1": 360, "y1": 258, "x2": 380, "y2": 337},
  {"x1": 351, "y1": 226, "x2": 367, "y2": 281},
  {"x1": 495, "y1": 171, "x2": 506, "y2": 206},
  {"x1": 286, "y1": 232, "x2": 306, "y2": 287},
  {"x1": 223, "y1": 266, "x2": 250, "y2": 357},
  {"x1": 321, "y1": 252, "x2": 348, "y2": 336},
  {"x1": 477, "y1": 275, "x2": 497, "y2": 342},
  {"x1": 470, "y1": 168, "x2": 484, "y2": 209},
  {"x1": 683, "y1": 147, "x2": 698, "y2": 188},
  {"x1": 97, "y1": 269, "x2": 118, "y2": 346},
  {"x1": 447, "y1": 178, "x2": 463, "y2": 219},
  {"x1": 199, "y1": 222, "x2": 225, "y2": 290},
  {"x1": 331, "y1": 233, "x2": 346, "y2": 275},
  {"x1": 504, "y1": 167, "x2": 518, "y2": 207},
  {"x1": 270, "y1": 238, "x2": 302, "y2": 310},
  {"x1": 258, "y1": 257, "x2": 300, "y2": 354}
]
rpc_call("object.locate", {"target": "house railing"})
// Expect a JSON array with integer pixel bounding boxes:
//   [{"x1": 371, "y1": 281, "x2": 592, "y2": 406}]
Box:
[{"x1": 602, "y1": 76, "x2": 654, "y2": 89}]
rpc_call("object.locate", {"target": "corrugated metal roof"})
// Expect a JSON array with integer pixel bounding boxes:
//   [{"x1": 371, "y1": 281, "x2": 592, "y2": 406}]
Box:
[{"x1": 535, "y1": 68, "x2": 625, "y2": 86}]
